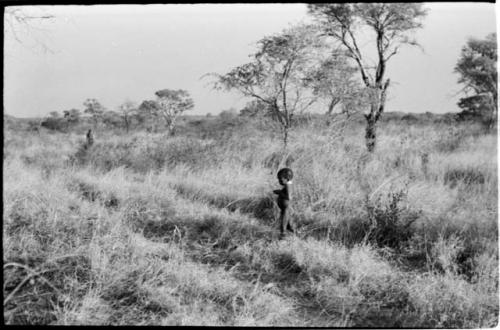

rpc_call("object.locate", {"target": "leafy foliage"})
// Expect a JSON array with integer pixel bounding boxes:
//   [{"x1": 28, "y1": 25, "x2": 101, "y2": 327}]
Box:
[
  {"x1": 118, "y1": 101, "x2": 138, "y2": 132},
  {"x1": 83, "y1": 98, "x2": 106, "y2": 127},
  {"x1": 455, "y1": 33, "x2": 497, "y2": 127},
  {"x1": 211, "y1": 24, "x2": 327, "y2": 148},
  {"x1": 63, "y1": 109, "x2": 81, "y2": 126},
  {"x1": 101, "y1": 111, "x2": 122, "y2": 129},
  {"x1": 140, "y1": 89, "x2": 194, "y2": 134},
  {"x1": 365, "y1": 190, "x2": 420, "y2": 251},
  {"x1": 308, "y1": 3, "x2": 428, "y2": 151}
]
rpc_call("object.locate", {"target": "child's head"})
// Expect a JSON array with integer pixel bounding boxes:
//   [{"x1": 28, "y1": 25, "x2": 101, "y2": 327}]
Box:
[{"x1": 277, "y1": 168, "x2": 293, "y2": 185}]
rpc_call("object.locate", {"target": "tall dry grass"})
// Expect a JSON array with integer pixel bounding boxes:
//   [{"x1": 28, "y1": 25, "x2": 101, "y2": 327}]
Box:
[{"x1": 3, "y1": 117, "x2": 498, "y2": 327}]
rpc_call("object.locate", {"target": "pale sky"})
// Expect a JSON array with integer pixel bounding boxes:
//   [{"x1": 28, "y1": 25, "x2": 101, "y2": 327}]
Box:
[{"x1": 3, "y1": 3, "x2": 497, "y2": 118}]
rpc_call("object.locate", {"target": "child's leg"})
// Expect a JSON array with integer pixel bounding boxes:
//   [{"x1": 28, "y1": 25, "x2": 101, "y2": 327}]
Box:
[
  {"x1": 281, "y1": 207, "x2": 289, "y2": 234},
  {"x1": 286, "y1": 217, "x2": 295, "y2": 232},
  {"x1": 285, "y1": 205, "x2": 294, "y2": 232}
]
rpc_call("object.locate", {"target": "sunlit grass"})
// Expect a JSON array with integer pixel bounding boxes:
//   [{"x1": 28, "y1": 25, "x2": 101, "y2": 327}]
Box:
[{"x1": 3, "y1": 118, "x2": 498, "y2": 326}]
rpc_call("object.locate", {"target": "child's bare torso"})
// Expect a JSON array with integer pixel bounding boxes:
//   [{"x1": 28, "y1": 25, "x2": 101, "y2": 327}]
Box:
[{"x1": 274, "y1": 183, "x2": 291, "y2": 209}]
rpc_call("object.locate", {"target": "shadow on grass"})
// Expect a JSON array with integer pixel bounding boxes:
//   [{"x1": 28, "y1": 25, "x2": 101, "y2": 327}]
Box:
[
  {"x1": 4, "y1": 255, "x2": 92, "y2": 325},
  {"x1": 172, "y1": 183, "x2": 276, "y2": 224},
  {"x1": 66, "y1": 179, "x2": 120, "y2": 210}
]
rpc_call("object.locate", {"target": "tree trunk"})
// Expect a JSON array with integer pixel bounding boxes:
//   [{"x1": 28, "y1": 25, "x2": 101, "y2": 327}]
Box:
[
  {"x1": 124, "y1": 117, "x2": 129, "y2": 133},
  {"x1": 168, "y1": 124, "x2": 176, "y2": 136},
  {"x1": 489, "y1": 93, "x2": 497, "y2": 131},
  {"x1": 167, "y1": 117, "x2": 176, "y2": 136},
  {"x1": 364, "y1": 81, "x2": 389, "y2": 152},
  {"x1": 282, "y1": 125, "x2": 289, "y2": 151},
  {"x1": 325, "y1": 98, "x2": 339, "y2": 126},
  {"x1": 364, "y1": 99, "x2": 381, "y2": 153},
  {"x1": 490, "y1": 109, "x2": 497, "y2": 131},
  {"x1": 365, "y1": 114, "x2": 377, "y2": 152}
]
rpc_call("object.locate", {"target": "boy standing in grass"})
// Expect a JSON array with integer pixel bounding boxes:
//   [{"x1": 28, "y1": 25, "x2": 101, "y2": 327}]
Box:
[{"x1": 273, "y1": 168, "x2": 295, "y2": 239}]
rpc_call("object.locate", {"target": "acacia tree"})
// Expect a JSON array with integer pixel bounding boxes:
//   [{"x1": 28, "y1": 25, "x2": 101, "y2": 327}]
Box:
[
  {"x1": 455, "y1": 33, "x2": 497, "y2": 129},
  {"x1": 139, "y1": 90, "x2": 194, "y2": 134},
  {"x1": 210, "y1": 24, "x2": 323, "y2": 149},
  {"x1": 118, "y1": 100, "x2": 137, "y2": 133},
  {"x1": 83, "y1": 98, "x2": 106, "y2": 129},
  {"x1": 308, "y1": 3, "x2": 427, "y2": 152},
  {"x1": 63, "y1": 108, "x2": 81, "y2": 130},
  {"x1": 154, "y1": 89, "x2": 194, "y2": 135},
  {"x1": 138, "y1": 100, "x2": 160, "y2": 132}
]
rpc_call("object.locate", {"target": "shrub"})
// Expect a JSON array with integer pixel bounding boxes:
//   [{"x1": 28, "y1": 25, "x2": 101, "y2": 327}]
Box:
[
  {"x1": 41, "y1": 117, "x2": 65, "y2": 131},
  {"x1": 365, "y1": 190, "x2": 421, "y2": 251}
]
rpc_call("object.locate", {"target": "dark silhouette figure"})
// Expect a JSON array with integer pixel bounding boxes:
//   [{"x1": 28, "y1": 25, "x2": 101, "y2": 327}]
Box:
[
  {"x1": 85, "y1": 129, "x2": 94, "y2": 149},
  {"x1": 273, "y1": 168, "x2": 294, "y2": 239}
]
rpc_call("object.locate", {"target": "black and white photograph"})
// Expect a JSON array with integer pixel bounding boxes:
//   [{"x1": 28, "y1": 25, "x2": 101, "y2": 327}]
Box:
[{"x1": 3, "y1": 2, "x2": 498, "y2": 327}]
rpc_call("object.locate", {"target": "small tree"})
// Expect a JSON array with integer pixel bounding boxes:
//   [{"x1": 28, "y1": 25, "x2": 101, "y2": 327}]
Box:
[
  {"x1": 138, "y1": 100, "x2": 160, "y2": 132},
  {"x1": 210, "y1": 24, "x2": 323, "y2": 149},
  {"x1": 154, "y1": 89, "x2": 195, "y2": 135},
  {"x1": 63, "y1": 108, "x2": 81, "y2": 130},
  {"x1": 308, "y1": 3, "x2": 428, "y2": 152},
  {"x1": 455, "y1": 33, "x2": 497, "y2": 129},
  {"x1": 83, "y1": 98, "x2": 105, "y2": 129},
  {"x1": 118, "y1": 100, "x2": 137, "y2": 133}
]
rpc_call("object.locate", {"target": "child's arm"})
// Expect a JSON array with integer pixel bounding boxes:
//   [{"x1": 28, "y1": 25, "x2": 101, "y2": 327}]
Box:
[{"x1": 273, "y1": 189, "x2": 281, "y2": 195}]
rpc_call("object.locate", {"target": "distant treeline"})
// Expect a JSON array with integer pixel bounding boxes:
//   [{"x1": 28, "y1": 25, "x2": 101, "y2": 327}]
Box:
[{"x1": 3, "y1": 110, "x2": 487, "y2": 136}]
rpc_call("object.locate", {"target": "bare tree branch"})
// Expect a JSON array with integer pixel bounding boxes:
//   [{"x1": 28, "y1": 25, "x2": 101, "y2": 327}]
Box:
[{"x1": 5, "y1": 7, "x2": 55, "y2": 53}]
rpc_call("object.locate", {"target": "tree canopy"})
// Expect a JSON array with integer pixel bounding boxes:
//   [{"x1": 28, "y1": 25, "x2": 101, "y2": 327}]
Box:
[
  {"x1": 455, "y1": 33, "x2": 497, "y2": 126},
  {"x1": 139, "y1": 89, "x2": 194, "y2": 133},
  {"x1": 84, "y1": 99, "x2": 106, "y2": 127},
  {"x1": 63, "y1": 109, "x2": 81, "y2": 125},
  {"x1": 154, "y1": 89, "x2": 195, "y2": 118},
  {"x1": 119, "y1": 100, "x2": 138, "y2": 133},
  {"x1": 308, "y1": 3, "x2": 428, "y2": 151},
  {"x1": 211, "y1": 24, "x2": 327, "y2": 148},
  {"x1": 308, "y1": 3, "x2": 427, "y2": 84}
]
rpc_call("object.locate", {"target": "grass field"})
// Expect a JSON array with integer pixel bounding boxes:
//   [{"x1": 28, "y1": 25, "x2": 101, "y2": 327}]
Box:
[{"x1": 3, "y1": 115, "x2": 499, "y2": 326}]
